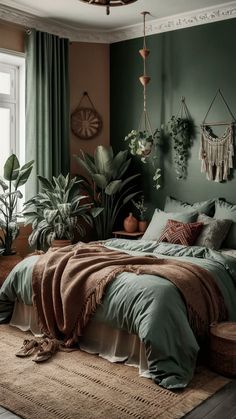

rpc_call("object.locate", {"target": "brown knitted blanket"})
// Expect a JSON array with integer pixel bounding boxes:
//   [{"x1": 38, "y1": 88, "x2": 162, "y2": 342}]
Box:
[{"x1": 32, "y1": 243, "x2": 228, "y2": 346}]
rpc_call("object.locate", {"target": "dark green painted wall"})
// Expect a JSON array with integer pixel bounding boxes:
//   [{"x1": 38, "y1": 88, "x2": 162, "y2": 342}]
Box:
[{"x1": 110, "y1": 19, "x2": 236, "y2": 212}]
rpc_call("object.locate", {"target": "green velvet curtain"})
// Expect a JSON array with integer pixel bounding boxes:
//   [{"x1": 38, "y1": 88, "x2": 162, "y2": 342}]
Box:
[{"x1": 25, "y1": 29, "x2": 70, "y2": 198}]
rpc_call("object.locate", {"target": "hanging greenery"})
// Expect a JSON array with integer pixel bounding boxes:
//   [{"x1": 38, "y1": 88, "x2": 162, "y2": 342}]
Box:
[
  {"x1": 124, "y1": 129, "x2": 159, "y2": 163},
  {"x1": 124, "y1": 129, "x2": 161, "y2": 190},
  {"x1": 168, "y1": 98, "x2": 194, "y2": 180},
  {"x1": 124, "y1": 12, "x2": 161, "y2": 191}
]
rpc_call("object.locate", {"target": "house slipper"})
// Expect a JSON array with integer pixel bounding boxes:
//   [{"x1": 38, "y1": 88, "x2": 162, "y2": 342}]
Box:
[
  {"x1": 32, "y1": 338, "x2": 60, "y2": 363},
  {"x1": 15, "y1": 339, "x2": 39, "y2": 357}
]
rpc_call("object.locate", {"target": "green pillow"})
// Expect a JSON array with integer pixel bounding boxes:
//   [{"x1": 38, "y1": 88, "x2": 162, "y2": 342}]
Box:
[
  {"x1": 142, "y1": 209, "x2": 198, "y2": 241},
  {"x1": 214, "y1": 200, "x2": 236, "y2": 248},
  {"x1": 164, "y1": 196, "x2": 215, "y2": 215}
]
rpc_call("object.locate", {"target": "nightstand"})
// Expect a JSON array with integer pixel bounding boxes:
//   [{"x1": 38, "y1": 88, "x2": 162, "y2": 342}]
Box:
[{"x1": 112, "y1": 230, "x2": 143, "y2": 239}]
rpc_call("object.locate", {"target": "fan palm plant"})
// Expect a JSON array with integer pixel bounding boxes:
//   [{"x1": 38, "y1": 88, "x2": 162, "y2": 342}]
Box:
[
  {"x1": 74, "y1": 145, "x2": 140, "y2": 240},
  {"x1": 0, "y1": 154, "x2": 34, "y2": 255},
  {"x1": 23, "y1": 173, "x2": 99, "y2": 248}
]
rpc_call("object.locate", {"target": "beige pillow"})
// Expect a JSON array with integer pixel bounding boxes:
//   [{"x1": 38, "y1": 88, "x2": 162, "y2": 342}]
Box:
[{"x1": 195, "y1": 214, "x2": 232, "y2": 250}]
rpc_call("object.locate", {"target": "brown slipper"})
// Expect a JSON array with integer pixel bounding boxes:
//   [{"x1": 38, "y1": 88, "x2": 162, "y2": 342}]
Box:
[
  {"x1": 32, "y1": 338, "x2": 59, "y2": 363},
  {"x1": 16, "y1": 339, "x2": 39, "y2": 357}
]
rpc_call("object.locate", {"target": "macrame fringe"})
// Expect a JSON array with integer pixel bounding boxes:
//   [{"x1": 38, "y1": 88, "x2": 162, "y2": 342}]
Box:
[{"x1": 199, "y1": 125, "x2": 234, "y2": 182}]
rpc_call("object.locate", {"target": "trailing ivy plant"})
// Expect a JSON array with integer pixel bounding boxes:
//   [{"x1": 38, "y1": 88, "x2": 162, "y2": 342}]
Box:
[{"x1": 168, "y1": 116, "x2": 193, "y2": 180}]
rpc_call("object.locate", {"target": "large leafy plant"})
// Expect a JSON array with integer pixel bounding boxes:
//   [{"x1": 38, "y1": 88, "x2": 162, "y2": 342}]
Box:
[
  {"x1": 24, "y1": 174, "x2": 98, "y2": 248},
  {"x1": 74, "y1": 145, "x2": 140, "y2": 240},
  {"x1": 0, "y1": 154, "x2": 34, "y2": 255}
]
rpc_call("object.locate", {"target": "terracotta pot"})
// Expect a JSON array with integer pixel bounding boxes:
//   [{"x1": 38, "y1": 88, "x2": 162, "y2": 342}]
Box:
[
  {"x1": 0, "y1": 254, "x2": 22, "y2": 286},
  {"x1": 51, "y1": 239, "x2": 72, "y2": 248},
  {"x1": 138, "y1": 220, "x2": 148, "y2": 233},
  {"x1": 123, "y1": 213, "x2": 138, "y2": 233},
  {"x1": 139, "y1": 75, "x2": 151, "y2": 86},
  {"x1": 139, "y1": 48, "x2": 150, "y2": 59}
]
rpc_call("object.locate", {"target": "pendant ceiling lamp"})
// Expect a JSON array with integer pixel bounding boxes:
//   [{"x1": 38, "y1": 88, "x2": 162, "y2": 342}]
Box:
[{"x1": 79, "y1": 0, "x2": 138, "y2": 15}]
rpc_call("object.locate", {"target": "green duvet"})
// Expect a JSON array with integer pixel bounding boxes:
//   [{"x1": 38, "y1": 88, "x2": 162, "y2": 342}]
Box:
[{"x1": 1, "y1": 240, "x2": 236, "y2": 389}]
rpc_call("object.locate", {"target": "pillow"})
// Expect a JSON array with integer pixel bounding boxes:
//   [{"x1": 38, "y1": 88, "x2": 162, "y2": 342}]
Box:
[
  {"x1": 142, "y1": 209, "x2": 198, "y2": 241},
  {"x1": 164, "y1": 196, "x2": 215, "y2": 215},
  {"x1": 214, "y1": 200, "x2": 236, "y2": 248},
  {"x1": 195, "y1": 214, "x2": 232, "y2": 250},
  {"x1": 158, "y1": 219, "x2": 203, "y2": 246},
  {"x1": 219, "y1": 248, "x2": 236, "y2": 259}
]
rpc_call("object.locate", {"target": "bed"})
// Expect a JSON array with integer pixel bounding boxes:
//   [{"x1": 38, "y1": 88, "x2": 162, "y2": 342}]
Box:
[{"x1": 1, "y1": 238, "x2": 236, "y2": 390}]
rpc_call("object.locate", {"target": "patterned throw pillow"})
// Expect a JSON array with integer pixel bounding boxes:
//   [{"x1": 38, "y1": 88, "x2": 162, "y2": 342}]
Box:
[
  {"x1": 195, "y1": 213, "x2": 232, "y2": 250},
  {"x1": 142, "y1": 209, "x2": 198, "y2": 241},
  {"x1": 158, "y1": 219, "x2": 203, "y2": 246}
]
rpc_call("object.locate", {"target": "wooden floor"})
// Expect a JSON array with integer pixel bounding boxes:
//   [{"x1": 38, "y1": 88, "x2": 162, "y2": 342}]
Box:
[{"x1": 1, "y1": 380, "x2": 236, "y2": 418}]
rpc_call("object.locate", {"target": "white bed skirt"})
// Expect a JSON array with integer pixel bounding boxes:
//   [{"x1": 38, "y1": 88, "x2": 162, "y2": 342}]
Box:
[{"x1": 10, "y1": 302, "x2": 150, "y2": 378}]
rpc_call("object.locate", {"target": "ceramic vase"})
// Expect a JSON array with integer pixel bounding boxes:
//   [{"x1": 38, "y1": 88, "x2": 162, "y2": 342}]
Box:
[
  {"x1": 123, "y1": 213, "x2": 138, "y2": 233},
  {"x1": 138, "y1": 220, "x2": 148, "y2": 233}
]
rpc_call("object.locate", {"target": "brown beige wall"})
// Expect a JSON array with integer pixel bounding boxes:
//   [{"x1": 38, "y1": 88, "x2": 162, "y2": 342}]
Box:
[
  {"x1": 0, "y1": 20, "x2": 24, "y2": 52},
  {"x1": 69, "y1": 42, "x2": 110, "y2": 175},
  {"x1": 0, "y1": 24, "x2": 110, "y2": 252}
]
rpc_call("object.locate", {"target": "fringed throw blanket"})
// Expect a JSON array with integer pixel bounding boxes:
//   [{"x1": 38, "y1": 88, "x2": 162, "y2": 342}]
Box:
[
  {"x1": 199, "y1": 124, "x2": 234, "y2": 182},
  {"x1": 32, "y1": 243, "x2": 228, "y2": 346}
]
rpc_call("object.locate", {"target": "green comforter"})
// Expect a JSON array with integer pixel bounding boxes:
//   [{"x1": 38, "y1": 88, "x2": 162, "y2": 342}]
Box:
[{"x1": 1, "y1": 240, "x2": 236, "y2": 389}]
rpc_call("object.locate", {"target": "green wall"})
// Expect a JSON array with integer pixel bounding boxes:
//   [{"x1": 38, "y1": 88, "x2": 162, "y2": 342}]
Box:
[{"x1": 110, "y1": 19, "x2": 236, "y2": 212}]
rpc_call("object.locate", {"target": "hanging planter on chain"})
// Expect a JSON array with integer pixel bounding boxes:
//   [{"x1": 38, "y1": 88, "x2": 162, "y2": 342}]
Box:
[
  {"x1": 124, "y1": 11, "x2": 161, "y2": 190},
  {"x1": 168, "y1": 97, "x2": 194, "y2": 180}
]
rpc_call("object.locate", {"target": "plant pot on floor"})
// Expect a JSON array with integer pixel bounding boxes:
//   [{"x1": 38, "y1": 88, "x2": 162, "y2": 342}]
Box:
[{"x1": 0, "y1": 254, "x2": 23, "y2": 286}]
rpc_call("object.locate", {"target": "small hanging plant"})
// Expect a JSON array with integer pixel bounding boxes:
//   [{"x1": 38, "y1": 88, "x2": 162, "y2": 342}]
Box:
[
  {"x1": 168, "y1": 98, "x2": 194, "y2": 180},
  {"x1": 124, "y1": 128, "x2": 161, "y2": 190},
  {"x1": 124, "y1": 128, "x2": 159, "y2": 163}
]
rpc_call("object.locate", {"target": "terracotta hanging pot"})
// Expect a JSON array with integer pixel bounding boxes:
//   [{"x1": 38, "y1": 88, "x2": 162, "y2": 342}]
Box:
[
  {"x1": 139, "y1": 75, "x2": 151, "y2": 86},
  {"x1": 138, "y1": 220, "x2": 148, "y2": 233},
  {"x1": 0, "y1": 254, "x2": 23, "y2": 286},
  {"x1": 139, "y1": 48, "x2": 150, "y2": 59},
  {"x1": 51, "y1": 239, "x2": 72, "y2": 248},
  {"x1": 123, "y1": 213, "x2": 138, "y2": 233}
]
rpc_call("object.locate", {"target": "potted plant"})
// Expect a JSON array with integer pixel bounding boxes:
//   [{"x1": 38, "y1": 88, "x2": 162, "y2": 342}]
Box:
[
  {"x1": 23, "y1": 173, "x2": 99, "y2": 249},
  {"x1": 74, "y1": 145, "x2": 141, "y2": 240},
  {"x1": 132, "y1": 195, "x2": 148, "y2": 232},
  {"x1": 124, "y1": 129, "x2": 159, "y2": 163},
  {"x1": 0, "y1": 154, "x2": 34, "y2": 254},
  {"x1": 124, "y1": 129, "x2": 161, "y2": 190},
  {"x1": 168, "y1": 116, "x2": 194, "y2": 180},
  {"x1": 0, "y1": 154, "x2": 34, "y2": 284}
]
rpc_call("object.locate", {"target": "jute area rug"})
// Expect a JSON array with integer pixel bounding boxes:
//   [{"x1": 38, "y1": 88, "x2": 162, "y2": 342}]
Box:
[{"x1": 0, "y1": 325, "x2": 230, "y2": 419}]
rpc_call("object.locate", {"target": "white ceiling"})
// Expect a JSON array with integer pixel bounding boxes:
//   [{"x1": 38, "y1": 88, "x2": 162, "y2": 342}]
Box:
[{"x1": 0, "y1": 0, "x2": 233, "y2": 31}]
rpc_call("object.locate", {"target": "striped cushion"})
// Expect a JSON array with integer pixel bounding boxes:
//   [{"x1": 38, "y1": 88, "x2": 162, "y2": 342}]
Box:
[{"x1": 158, "y1": 219, "x2": 203, "y2": 246}]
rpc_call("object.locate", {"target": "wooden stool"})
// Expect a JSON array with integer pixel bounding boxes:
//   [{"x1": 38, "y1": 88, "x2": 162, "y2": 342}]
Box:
[{"x1": 210, "y1": 322, "x2": 236, "y2": 377}]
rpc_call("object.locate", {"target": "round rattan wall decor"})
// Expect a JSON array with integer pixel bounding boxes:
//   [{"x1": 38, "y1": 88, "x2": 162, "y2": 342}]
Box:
[{"x1": 71, "y1": 92, "x2": 102, "y2": 140}]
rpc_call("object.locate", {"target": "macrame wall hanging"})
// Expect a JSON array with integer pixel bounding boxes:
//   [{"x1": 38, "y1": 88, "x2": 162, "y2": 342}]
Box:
[
  {"x1": 71, "y1": 91, "x2": 103, "y2": 140},
  {"x1": 200, "y1": 89, "x2": 235, "y2": 182}
]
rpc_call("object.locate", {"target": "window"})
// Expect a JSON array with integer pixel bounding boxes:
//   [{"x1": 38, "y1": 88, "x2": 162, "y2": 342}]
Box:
[{"x1": 0, "y1": 50, "x2": 25, "y2": 211}]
